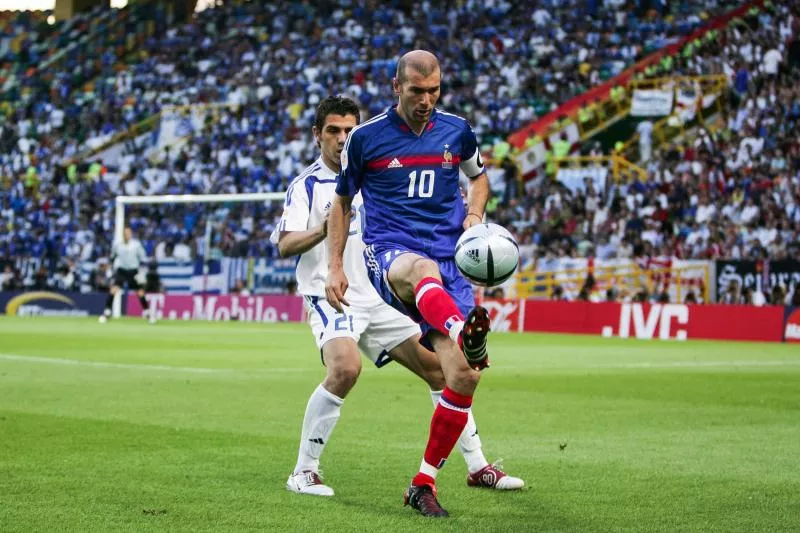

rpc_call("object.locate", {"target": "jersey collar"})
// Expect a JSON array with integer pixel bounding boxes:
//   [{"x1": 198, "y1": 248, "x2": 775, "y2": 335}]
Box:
[
  {"x1": 317, "y1": 156, "x2": 339, "y2": 177},
  {"x1": 387, "y1": 105, "x2": 437, "y2": 136}
]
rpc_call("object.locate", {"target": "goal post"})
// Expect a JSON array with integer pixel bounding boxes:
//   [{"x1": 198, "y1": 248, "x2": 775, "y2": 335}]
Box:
[
  {"x1": 114, "y1": 192, "x2": 287, "y2": 243},
  {"x1": 112, "y1": 192, "x2": 287, "y2": 316}
]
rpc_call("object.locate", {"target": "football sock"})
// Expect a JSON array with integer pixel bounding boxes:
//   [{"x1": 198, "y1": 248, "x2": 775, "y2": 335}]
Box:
[
  {"x1": 429, "y1": 390, "x2": 489, "y2": 474},
  {"x1": 294, "y1": 384, "x2": 344, "y2": 474},
  {"x1": 414, "y1": 277, "x2": 465, "y2": 344},
  {"x1": 104, "y1": 293, "x2": 113, "y2": 312},
  {"x1": 412, "y1": 387, "x2": 472, "y2": 487},
  {"x1": 139, "y1": 295, "x2": 149, "y2": 310}
]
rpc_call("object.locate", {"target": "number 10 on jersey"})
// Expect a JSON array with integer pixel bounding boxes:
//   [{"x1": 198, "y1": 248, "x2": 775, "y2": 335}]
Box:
[{"x1": 407, "y1": 170, "x2": 435, "y2": 198}]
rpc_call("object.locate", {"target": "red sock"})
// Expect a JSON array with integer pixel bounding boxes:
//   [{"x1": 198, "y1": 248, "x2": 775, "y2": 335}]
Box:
[
  {"x1": 412, "y1": 387, "x2": 472, "y2": 488},
  {"x1": 415, "y1": 277, "x2": 464, "y2": 340}
]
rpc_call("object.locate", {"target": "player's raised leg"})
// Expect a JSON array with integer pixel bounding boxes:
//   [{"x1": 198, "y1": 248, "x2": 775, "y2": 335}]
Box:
[
  {"x1": 387, "y1": 252, "x2": 489, "y2": 373},
  {"x1": 287, "y1": 337, "x2": 361, "y2": 497}
]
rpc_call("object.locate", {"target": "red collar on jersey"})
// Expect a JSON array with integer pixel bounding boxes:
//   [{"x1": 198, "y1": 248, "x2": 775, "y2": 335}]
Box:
[{"x1": 388, "y1": 105, "x2": 436, "y2": 134}]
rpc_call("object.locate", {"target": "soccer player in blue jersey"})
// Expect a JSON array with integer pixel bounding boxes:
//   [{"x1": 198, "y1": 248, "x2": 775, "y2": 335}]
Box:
[
  {"x1": 326, "y1": 50, "x2": 519, "y2": 517},
  {"x1": 275, "y1": 96, "x2": 522, "y2": 499}
]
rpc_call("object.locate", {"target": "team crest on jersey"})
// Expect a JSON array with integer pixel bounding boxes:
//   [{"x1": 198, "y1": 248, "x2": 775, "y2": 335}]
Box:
[{"x1": 442, "y1": 144, "x2": 453, "y2": 169}]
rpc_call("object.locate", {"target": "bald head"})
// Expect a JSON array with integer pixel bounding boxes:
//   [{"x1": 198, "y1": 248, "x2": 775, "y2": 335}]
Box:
[{"x1": 396, "y1": 50, "x2": 440, "y2": 84}]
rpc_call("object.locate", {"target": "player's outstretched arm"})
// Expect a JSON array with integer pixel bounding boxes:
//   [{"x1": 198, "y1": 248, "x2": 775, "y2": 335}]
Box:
[
  {"x1": 464, "y1": 173, "x2": 490, "y2": 229},
  {"x1": 325, "y1": 193, "x2": 352, "y2": 312},
  {"x1": 276, "y1": 215, "x2": 328, "y2": 258}
]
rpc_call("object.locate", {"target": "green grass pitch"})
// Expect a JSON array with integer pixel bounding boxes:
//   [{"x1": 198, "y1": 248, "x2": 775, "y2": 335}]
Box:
[{"x1": 1, "y1": 317, "x2": 798, "y2": 532}]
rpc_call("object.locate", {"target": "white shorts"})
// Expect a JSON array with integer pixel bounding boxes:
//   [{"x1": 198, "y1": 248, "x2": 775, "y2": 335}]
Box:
[{"x1": 304, "y1": 296, "x2": 421, "y2": 367}]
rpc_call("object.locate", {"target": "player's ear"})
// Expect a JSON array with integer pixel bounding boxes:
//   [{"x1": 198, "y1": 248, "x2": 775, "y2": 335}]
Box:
[
  {"x1": 312, "y1": 126, "x2": 321, "y2": 148},
  {"x1": 392, "y1": 77, "x2": 401, "y2": 96}
]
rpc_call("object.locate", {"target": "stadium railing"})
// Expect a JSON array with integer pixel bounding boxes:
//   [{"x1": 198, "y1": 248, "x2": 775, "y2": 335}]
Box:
[
  {"x1": 554, "y1": 155, "x2": 647, "y2": 184},
  {"x1": 516, "y1": 262, "x2": 710, "y2": 303}
]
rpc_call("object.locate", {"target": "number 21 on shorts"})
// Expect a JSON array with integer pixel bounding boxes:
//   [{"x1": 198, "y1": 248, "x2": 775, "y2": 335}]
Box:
[{"x1": 407, "y1": 170, "x2": 435, "y2": 198}]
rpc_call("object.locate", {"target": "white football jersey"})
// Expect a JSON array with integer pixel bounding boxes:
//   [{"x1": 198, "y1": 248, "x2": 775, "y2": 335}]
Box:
[
  {"x1": 112, "y1": 239, "x2": 146, "y2": 270},
  {"x1": 271, "y1": 157, "x2": 381, "y2": 306}
]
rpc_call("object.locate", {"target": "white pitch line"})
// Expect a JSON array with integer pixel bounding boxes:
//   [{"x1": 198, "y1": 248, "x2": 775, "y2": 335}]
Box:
[
  {"x1": 0, "y1": 353, "x2": 307, "y2": 374},
  {"x1": 590, "y1": 360, "x2": 800, "y2": 369},
  {"x1": 490, "y1": 360, "x2": 800, "y2": 371}
]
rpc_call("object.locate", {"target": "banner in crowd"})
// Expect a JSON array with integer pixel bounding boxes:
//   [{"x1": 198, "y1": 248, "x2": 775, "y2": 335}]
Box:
[
  {"x1": 75, "y1": 257, "x2": 297, "y2": 295},
  {"x1": 126, "y1": 293, "x2": 304, "y2": 322},
  {"x1": 556, "y1": 166, "x2": 608, "y2": 194},
  {"x1": 154, "y1": 104, "x2": 209, "y2": 154},
  {"x1": 483, "y1": 299, "x2": 788, "y2": 342},
  {"x1": 715, "y1": 260, "x2": 800, "y2": 301},
  {"x1": 0, "y1": 291, "x2": 108, "y2": 317},
  {"x1": 630, "y1": 89, "x2": 674, "y2": 116},
  {"x1": 518, "y1": 140, "x2": 548, "y2": 176}
]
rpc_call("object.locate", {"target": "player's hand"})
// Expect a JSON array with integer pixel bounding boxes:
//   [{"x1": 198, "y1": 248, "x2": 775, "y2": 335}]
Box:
[
  {"x1": 463, "y1": 212, "x2": 483, "y2": 230},
  {"x1": 325, "y1": 267, "x2": 350, "y2": 312},
  {"x1": 320, "y1": 213, "x2": 329, "y2": 238}
]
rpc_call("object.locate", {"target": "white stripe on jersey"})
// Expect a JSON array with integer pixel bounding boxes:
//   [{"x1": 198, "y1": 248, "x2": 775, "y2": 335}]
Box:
[
  {"x1": 274, "y1": 157, "x2": 382, "y2": 307},
  {"x1": 435, "y1": 108, "x2": 468, "y2": 123},
  {"x1": 341, "y1": 112, "x2": 388, "y2": 172}
]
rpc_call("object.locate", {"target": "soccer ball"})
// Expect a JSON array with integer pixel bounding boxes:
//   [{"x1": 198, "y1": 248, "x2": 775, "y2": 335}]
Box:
[{"x1": 454, "y1": 223, "x2": 519, "y2": 287}]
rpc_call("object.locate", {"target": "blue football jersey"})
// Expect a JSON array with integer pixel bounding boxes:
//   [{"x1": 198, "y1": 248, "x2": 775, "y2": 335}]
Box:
[{"x1": 336, "y1": 105, "x2": 485, "y2": 259}]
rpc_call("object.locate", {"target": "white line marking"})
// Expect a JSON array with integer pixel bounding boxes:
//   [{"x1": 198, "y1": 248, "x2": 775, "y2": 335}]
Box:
[
  {"x1": 591, "y1": 360, "x2": 800, "y2": 369},
  {"x1": 497, "y1": 360, "x2": 800, "y2": 370},
  {"x1": 0, "y1": 353, "x2": 308, "y2": 374}
]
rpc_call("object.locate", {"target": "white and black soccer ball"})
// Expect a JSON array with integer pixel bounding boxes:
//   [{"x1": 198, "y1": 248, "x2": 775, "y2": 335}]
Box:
[{"x1": 454, "y1": 223, "x2": 519, "y2": 287}]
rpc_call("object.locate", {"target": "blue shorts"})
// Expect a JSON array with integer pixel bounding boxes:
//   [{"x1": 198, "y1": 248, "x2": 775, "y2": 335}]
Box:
[{"x1": 364, "y1": 244, "x2": 475, "y2": 346}]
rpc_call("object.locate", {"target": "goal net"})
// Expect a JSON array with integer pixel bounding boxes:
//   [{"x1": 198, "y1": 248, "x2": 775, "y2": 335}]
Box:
[{"x1": 111, "y1": 192, "x2": 288, "y2": 316}]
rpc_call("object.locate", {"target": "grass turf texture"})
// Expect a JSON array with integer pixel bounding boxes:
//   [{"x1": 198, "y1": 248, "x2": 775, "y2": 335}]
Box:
[{"x1": 1, "y1": 317, "x2": 798, "y2": 532}]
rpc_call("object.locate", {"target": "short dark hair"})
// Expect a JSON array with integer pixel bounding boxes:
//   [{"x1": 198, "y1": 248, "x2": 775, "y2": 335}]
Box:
[
  {"x1": 396, "y1": 51, "x2": 440, "y2": 84},
  {"x1": 314, "y1": 96, "x2": 360, "y2": 132}
]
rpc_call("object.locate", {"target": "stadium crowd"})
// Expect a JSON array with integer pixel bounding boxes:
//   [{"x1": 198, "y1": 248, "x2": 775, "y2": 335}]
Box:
[
  {"x1": 494, "y1": 2, "x2": 800, "y2": 268},
  {"x1": 1, "y1": 0, "x2": 799, "y2": 303}
]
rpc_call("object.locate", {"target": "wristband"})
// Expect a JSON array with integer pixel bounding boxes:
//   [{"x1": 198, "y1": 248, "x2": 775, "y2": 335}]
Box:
[{"x1": 467, "y1": 212, "x2": 483, "y2": 220}]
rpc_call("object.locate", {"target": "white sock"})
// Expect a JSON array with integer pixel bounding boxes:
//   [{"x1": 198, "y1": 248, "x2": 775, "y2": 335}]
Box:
[
  {"x1": 294, "y1": 384, "x2": 344, "y2": 474},
  {"x1": 429, "y1": 390, "x2": 489, "y2": 474},
  {"x1": 448, "y1": 321, "x2": 464, "y2": 344}
]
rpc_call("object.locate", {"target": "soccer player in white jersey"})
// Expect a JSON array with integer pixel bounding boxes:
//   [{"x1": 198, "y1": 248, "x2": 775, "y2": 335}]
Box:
[
  {"x1": 99, "y1": 226, "x2": 154, "y2": 324},
  {"x1": 272, "y1": 96, "x2": 523, "y2": 498}
]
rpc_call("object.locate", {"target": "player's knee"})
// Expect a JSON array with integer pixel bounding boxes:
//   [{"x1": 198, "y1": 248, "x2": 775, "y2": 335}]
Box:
[
  {"x1": 325, "y1": 360, "x2": 361, "y2": 395},
  {"x1": 448, "y1": 366, "x2": 480, "y2": 395},
  {"x1": 410, "y1": 258, "x2": 440, "y2": 284},
  {"x1": 421, "y1": 366, "x2": 446, "y2": 390}
]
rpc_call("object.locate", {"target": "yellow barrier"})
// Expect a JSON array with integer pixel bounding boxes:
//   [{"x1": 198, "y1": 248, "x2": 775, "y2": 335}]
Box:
[{"x1": 516, "y1": 262, "x2": 710, "y2": 303}]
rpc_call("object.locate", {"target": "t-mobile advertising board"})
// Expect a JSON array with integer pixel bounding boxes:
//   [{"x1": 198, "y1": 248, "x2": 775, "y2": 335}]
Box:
[
  {"x1": 126, "y1": 294, "x2": 305, "y2": 322},
  {"x1": 482, "y1": 299, "x2": 789, "y2": 343}
]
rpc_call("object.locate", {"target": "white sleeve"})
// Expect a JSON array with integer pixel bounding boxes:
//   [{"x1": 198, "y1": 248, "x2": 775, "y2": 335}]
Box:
[
  {"x1": 458, "y1": 121, "x2": 485, "y2": 179},
  {"x1": 459, "y1": 146, "x2": 485, "y2": 179},
  {"x1": 269, "y1": 179, "x2": 310, "y2": 244}
]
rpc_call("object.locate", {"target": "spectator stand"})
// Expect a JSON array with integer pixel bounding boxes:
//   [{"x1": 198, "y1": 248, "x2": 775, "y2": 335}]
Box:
[{"x1": 511, "y1": 0, "x2": 766, "y2": 180}]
